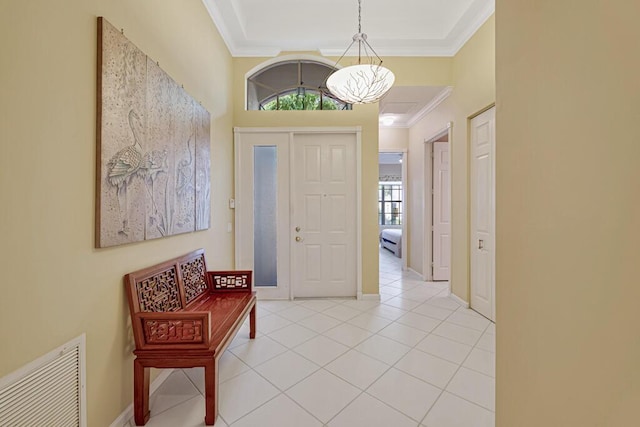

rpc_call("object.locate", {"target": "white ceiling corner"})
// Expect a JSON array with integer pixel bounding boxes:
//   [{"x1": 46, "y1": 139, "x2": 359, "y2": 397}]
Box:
[{"x1": 379, "y1": 86, "x2": 453, "y2": 128}]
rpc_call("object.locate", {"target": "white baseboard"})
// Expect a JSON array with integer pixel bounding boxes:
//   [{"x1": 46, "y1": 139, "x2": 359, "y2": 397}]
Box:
[
  {"x1": 359, "y1": 293, "x2": 381, "y2": 301},
  {"x1": 407, "y1": 267, "x2": 423, "y2": 279},
  {"x1": 450, "y1": 292, "x2": 469, "y2": 308},
  {"x1": 109, "y1": 368, "x2": 174, "y2": 427}
]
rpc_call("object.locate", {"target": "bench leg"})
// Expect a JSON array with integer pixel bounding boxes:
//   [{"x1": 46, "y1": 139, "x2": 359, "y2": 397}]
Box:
[
  {"x1": 250, "y1": 303, "x2": 256, "y2": 339},
  {"x1": 204, "y1": 359, "x2": 218, "y2": 425},
  {"x1": 133, "y1": 359, "x2": 150, "y2": 426}
]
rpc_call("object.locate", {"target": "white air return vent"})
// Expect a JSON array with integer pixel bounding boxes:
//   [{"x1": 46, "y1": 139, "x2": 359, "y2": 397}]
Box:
[{"x1": 0, "y1": 334, "x2": 87, "y2": 427}]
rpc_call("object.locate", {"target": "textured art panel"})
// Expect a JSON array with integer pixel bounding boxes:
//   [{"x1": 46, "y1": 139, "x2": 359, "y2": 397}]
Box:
[{"x1": 96, "y1": 17, "x2": 211, "y2": 247}]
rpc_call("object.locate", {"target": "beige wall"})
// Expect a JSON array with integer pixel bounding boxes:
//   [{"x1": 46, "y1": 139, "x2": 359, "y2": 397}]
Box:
[
  {"x1": 0, "y1": 1, "x2": 234, "y2": 425},
  {"x1": 406, "y1": 16, "x2": 495, "y2": 295},
  {"x1": 496, "y1": 1, "x2": 640, "y2": 426}
]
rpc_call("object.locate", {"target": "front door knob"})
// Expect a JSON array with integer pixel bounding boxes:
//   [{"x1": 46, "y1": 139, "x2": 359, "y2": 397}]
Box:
[{"x1": 295, "y1": 236, "x2": 303, "y2": 242}]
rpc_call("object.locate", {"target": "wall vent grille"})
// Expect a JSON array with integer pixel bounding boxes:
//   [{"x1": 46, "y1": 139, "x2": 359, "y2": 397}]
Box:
[{"x1": 0, "y1": 334, "x2": 86, "y2": 427}]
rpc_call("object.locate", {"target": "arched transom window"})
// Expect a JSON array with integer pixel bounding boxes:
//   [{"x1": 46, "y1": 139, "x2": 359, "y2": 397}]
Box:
[{"x1": 247, "y1": 59, "x2": 352, "y2": 111}]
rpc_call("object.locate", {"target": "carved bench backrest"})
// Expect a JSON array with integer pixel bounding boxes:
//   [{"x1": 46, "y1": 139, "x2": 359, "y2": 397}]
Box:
[
  {"x1": 134, "y1": 265, "x2": 184, "y2": 312},
  {"x1": 179, "y1": 252, "x2": 209, "y2": 304},
  {"x1": 125, "y1": 249, "x2": 209, "y2": 314}
]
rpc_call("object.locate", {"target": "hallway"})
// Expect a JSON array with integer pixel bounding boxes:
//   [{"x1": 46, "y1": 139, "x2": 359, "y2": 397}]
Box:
[{"x1": 122, "y1": 249, "x2": 495, "y2": 427}]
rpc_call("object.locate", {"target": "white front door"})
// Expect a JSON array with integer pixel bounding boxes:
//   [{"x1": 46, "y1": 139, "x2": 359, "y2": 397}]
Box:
[
  {"x1": 235, "y1": 128, "x2": 359, "y2": 300},
  {"x1": 432, "y1": 141, "x2": 450, "y2": 281},
  {"x1": 470, "y1": 107, "x2": 496, "y2": 321},
  {"x1": 291, "y1": 133, "x2": 357, "y2": 298}
]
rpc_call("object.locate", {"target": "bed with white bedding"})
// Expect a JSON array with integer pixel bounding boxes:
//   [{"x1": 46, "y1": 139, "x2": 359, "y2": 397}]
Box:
[{"x1": 380, "y1": 228, "x2": 402, "y2": 257}]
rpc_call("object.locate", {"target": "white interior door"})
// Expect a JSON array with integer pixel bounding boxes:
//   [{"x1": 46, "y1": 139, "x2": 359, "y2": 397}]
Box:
[
  {"x1": 432, "y1": 141, "x2": 450, "y2": 281},
  {"x1": 470, "y1": 107, "x2": 496, "y2": 320},
  {"x1": 292, "y1": 133, "x2": 357, "y2": 298},
  {"x1": 235, "y1": 131, "x2": 290, "y2": 299}
]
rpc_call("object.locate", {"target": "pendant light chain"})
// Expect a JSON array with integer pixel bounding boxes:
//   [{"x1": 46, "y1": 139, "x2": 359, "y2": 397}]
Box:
[
  {"x1": 325, "y1": 0, "x2": 395, "y2": 104},
  {"x1": 357, "y1": 0, "x2": 362, "y2": 63}
]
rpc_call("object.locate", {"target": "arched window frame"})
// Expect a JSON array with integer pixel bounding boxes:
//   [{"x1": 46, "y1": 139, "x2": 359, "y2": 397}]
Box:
[{"x1": 245, "y1": 55, "x2": 352, "y2": 111}]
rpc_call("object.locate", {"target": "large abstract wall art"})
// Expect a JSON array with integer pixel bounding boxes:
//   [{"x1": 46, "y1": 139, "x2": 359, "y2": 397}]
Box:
[{"x1": 96, "y1": 17, "x2": 211, "y2": 248}]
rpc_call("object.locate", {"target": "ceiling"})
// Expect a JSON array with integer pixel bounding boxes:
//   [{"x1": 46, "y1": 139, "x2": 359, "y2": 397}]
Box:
[
  {"x1": 379, "y1": 152, "x2": 403, "y2": 165},
  {"x1": 203, "y1": 0, "x2": 494, "y2": 57},
  {"x1": 378, "y1": 86, "x2": 452, "y2": 128},
  {"x1": 203, "y1": 0, "x2": 493, "y2": 127}
]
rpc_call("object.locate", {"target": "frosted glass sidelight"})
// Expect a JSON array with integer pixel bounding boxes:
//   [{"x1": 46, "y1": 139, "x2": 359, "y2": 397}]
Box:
[{"x1": 254, "y1": 146, "x2": 278, "y2": 287}]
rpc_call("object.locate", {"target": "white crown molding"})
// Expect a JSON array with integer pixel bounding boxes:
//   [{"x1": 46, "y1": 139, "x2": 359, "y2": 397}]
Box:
[
  {"x1": 228, "y1": 0, "x2": 248, "y2": 39},
  {"x1": 406, "y1": 86, "x2": 454, "y2": 128},
  {"x1": 448, "y1": 0, "x2": 495, "y2": 55},
  {"x1": 204, "y1": 0, "x2": 494, "y2": 58},
  {"x1": 202, "y1": 0, "x2": 282, "y2": 57},
  {"x1": 202, "y1": 0, "x2": 237, "y2": 55}
]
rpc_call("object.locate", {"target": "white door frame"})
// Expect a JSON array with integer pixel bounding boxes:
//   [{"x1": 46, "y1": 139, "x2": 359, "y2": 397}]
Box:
[
  {"x1": 423, "y1": 122, "x2": 453, "y2": 286},
  {"x1": 378, "y1": 148, "x2": 408, "y2": 271},
  {"x1": 234, "y1": 126, "x2": 362, "y2": 300}
]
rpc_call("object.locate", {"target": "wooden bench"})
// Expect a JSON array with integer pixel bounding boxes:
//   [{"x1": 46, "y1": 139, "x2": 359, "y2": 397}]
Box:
[{"x1": 124, "y1": 249, "x2": 256, "y2": 426}]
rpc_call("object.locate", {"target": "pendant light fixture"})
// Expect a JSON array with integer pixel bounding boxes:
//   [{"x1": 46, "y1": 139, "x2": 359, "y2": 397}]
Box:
[{"x1": 326, "y1": 0, "x2": 395, "y2": 104}]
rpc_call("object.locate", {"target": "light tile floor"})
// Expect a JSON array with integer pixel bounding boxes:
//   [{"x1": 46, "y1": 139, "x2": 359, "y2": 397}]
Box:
[{"x1": 124, "y1": 248, "x2": 495, "y2": 427}]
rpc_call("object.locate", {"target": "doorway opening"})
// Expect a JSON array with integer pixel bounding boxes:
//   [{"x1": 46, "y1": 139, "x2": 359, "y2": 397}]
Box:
[
  {"x1": 378, "y1": 150, "x2": 408, "y2": 285},
  {"x1": 423, "y1": 124, "x2": 452, "y2": 284}
]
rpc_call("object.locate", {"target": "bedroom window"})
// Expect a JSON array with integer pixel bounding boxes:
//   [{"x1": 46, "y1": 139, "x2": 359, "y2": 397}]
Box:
[{"x1": 379, "y1": 183, "x2": 402, "y2": 225}]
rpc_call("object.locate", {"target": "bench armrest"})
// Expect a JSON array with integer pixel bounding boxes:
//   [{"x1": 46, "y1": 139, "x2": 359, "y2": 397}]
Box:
[
  {"x1": 207, "y1": 270, "x2": 252, "y2": 293},
  {"x1": 134, "y1": 311, "x2": 211, "y2": 350}
]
